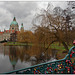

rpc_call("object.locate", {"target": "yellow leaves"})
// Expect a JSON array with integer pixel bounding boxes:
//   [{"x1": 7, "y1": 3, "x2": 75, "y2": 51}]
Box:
[{"x1": 17, "y1": 30, "x2": 34, "y2": 43}]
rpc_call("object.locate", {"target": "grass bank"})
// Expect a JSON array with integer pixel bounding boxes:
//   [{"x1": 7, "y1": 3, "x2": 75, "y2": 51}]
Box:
[
  {"x1": 4, "y1": 42, "x2": 33, "y2": 46},
  {"x1": 50, "y1": 42, "x2": 73, "y2": 59},
  {"x1": 4, "y1": 42, "x2": 73, "y2": 59}
]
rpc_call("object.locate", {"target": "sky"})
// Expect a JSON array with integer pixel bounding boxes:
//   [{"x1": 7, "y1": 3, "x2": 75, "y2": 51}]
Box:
[{"x1": 0, "y1": 1, "x2": 68, "y2": 31}]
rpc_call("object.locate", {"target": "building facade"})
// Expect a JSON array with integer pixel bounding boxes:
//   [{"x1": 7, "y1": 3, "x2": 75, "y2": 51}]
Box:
[{"x1": 0, "y1": 17, "x2": 24, "y2": 41}]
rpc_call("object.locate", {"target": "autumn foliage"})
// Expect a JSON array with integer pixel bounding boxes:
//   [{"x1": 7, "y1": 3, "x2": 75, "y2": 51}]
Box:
[{"x1": 17, "y1": 30, "x2": 35, "y2": 43}]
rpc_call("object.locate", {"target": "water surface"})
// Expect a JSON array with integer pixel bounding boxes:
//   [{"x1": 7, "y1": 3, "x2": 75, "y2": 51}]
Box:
[{"x1": 0, "y1": 45, "x2": 56, "y2": 73}]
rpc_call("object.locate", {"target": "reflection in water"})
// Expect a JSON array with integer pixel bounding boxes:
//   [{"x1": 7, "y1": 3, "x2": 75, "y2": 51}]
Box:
[
  {"x1": 9, "y1": 46, "x2": 18, "y2": 70},
  {"x1": 8, "y1": 46, "x2": 31, "y2": 70},
  {"x1": 0, "y1": 45, "x2": 57, "y2": 73}
]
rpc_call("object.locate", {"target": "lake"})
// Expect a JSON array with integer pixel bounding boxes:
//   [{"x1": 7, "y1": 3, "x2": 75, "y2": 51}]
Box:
[{"x1": 0, "y1": 45, "x2": 57, "y2": 73}]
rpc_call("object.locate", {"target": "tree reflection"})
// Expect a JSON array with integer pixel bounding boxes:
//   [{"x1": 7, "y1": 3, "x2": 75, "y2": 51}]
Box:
[{"x1": 8, "y1": 45, "x2": 56, "y2": 69}]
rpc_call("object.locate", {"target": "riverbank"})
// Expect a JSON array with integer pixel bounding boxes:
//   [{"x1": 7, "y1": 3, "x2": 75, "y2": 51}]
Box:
[
  {"x1": 4, "y1": 42, "x2": 33, "y2": 46},
  {"x1": 4, "y1": 42, "x2": 73, "y2": 59},
  {"x1": 49, "y1": 43, "x2": 72, "y2": 59}
]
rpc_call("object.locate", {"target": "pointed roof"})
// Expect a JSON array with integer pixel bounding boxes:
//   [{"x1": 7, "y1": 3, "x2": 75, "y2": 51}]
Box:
[
  {"x1": 10, "y1": 17, "x2": 18, "y2": 25},
  {"x1": 13, "y1": 17, "x2": 16, "y2": 21},
  {"x1": 21, "y1": 23, "x2": 23, "y2": 28}
]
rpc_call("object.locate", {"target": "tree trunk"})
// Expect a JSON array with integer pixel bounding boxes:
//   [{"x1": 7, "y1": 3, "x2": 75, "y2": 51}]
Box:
[{"x1": 61, "y1": 41, "x2": 69, "y2": 51}]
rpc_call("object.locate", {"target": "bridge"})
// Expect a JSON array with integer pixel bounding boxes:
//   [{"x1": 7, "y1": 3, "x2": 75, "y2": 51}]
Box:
[{"x1": 2, "y1": 41, "x2": 75, "y2": 74}]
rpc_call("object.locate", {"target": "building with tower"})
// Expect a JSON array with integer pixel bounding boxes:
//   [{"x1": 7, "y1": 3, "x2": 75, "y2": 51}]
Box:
[
  {"x1": 0, "y1": 17, "x2": 24, "y2": 41},
  {"x1": 10, "y1": 17, "x2": 19, "y2": 31},
  {"x1": 20, "y1": 23, "x2": 24, "y2": 31}
]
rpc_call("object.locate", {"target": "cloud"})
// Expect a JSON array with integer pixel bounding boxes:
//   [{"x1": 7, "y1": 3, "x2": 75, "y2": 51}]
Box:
[
  {"x1": 0, "y1": 1, "x2": 39, "y2": 31},
  {"x1": 0, "y1": 1, "x2": 68, "y2": 31},
  {"x1": 0, "y1": 6, "x2": 13, "y2": 30},
  {"x1": 51, "y1": 1, "x2": 68, "y2": 9}
]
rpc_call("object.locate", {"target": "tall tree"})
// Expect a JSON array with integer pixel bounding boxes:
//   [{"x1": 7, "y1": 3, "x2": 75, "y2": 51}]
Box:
[
  {"x1": 17, "y1": 30, "x2": 34, "y2": 44},
  {"x1": 32, "y1": 2, "x2": 73, "y2": 51}
]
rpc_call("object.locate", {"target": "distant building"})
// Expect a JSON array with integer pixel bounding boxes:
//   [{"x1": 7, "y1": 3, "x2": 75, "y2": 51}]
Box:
[
  {"x1": 10, "y1": 17, "x2": 19, "y2": 31},
  {"x1": 20, "y1": 23, "x2": 24, "y2": 31},
  {"x1": 0, "y1": 17, "x2": 24, "y2": 41}
]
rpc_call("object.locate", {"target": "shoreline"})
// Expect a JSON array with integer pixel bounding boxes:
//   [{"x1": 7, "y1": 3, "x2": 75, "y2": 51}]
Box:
[{"x1": 3, "y1": 42, "x2": 33, "y2": 46}]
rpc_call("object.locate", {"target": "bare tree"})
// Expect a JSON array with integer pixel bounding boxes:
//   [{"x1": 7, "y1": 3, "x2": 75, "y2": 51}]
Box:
[{"x1": 32, "y1": 3, "x2": 72, "y2": 51}]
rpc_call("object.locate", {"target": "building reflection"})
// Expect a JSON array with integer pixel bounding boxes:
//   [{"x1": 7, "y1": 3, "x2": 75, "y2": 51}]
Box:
[
  {"x1": 9, "y1": 46, "x2": 18, "y2": 70},
  {"x1": 8, "y1": 46, "x2": 31, "y2": 70},
  {"x1": 2, "y1": 45, "x2": 56, "y2": 70}
]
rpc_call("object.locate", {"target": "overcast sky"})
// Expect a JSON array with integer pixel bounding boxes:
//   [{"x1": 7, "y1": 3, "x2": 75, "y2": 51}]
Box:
[{"x1": 0, "y1": 1, "x2": 68, "y2": 31}]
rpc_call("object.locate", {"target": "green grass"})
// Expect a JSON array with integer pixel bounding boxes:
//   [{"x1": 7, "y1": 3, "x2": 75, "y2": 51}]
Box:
[
  {"x1": 6, "y1": 42, "x2": 73, "y2": 50},
  {"x1": 50, "y1": 42, "x2": 72, "y2": 50},
  {"x1": 4, "y1": 42, "x2": 33, "y2": 46},
  {"x1": 48, "y1": 42, "x2": 73, "y2": 59}
]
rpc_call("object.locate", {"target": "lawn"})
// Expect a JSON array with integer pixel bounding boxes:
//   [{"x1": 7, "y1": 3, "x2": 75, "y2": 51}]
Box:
[
  {"x1": 49, "y1": 42, "x2": 73, "y2": 59},
  {"x1": 4, "y1": 42, "x2": 33, "y2": 46}
]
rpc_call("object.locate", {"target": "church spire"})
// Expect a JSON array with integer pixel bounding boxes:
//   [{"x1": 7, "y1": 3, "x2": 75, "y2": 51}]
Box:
[
  {"x1": 20, "y1": 23, "x2": 24, "y2": 31},
  {"x1": 13, "y1": 17, "x2": 16, "y2": 21},
  {"x1": 21, "y1": 23, "x2": 23, "y2": 27}
]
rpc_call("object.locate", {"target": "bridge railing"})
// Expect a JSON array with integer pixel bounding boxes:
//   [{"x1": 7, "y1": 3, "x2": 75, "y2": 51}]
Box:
[{"x1": 2, "y1": 46, "x2": 75, "y2": 74}]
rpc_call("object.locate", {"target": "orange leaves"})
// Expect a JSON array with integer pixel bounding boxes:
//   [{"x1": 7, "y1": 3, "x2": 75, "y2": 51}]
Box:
[{"x1": 17, "y1": 30, "x2": 34, "y2": 43}]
